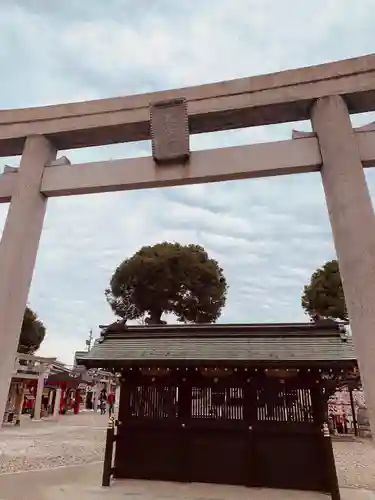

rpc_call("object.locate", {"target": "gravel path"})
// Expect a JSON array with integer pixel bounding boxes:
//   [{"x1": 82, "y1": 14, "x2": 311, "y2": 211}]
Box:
[
  {"x1": 1, "y1": 413, "x2": 375, "y2": 493},
  {"x1": 0, "y1": 412, "x2": 106, "y2": 474},
  {"x1": 335, "y1": 439, "x2": 375, "y2": 490}
]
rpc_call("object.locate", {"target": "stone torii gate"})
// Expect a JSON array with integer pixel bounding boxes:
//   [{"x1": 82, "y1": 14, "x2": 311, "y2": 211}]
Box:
[{"x1": 1, "y1": 54, "x2": 375, "y2": 436}]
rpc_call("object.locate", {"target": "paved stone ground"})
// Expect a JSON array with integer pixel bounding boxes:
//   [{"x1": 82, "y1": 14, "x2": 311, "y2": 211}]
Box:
[
  {"x1": 0, "y1": 413, "x2": 375, "y2": 499},
  {"x1": 0, "y1": 412, "x2": 106, "y2": 474},
  {"x1": 334, "y1": 439, "x2": 375, "y2": 490}
]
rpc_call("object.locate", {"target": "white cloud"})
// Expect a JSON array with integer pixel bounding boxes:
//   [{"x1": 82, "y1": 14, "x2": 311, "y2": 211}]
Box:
[{"x1": 0, "y1": 0, "x2": 375, "y2": 364}]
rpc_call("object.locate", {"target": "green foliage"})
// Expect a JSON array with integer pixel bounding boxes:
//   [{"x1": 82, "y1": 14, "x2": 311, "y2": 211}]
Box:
[
  {"x1": 301, "y1": 259, "x2": 348, "y2": 322},
  {"x1": 105, "y1": 286, "x2": 142, "y2": 323},
  {"x1": 106, "y1": 242, "x2": 228, "y2": 324},
  {"x1": 302, "y1": 261, "x2": 359, "y2": 394},
  {"x1": 18, "y1": 306, "x2": 46, "y2": 354}
]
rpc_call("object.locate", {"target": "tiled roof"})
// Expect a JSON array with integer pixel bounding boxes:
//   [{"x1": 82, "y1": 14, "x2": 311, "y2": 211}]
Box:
[{"x1": 76, "y1": 323, "x2": 356, "y2": 368}]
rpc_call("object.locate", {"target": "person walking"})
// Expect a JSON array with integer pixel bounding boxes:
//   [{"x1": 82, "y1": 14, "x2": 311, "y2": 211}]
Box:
[
  {"x1": 99, "y1": 392, "x2": 107, "y2": 415},
  {"x1": 108, "y1": 391, "x2": 115, "y2": 418}
]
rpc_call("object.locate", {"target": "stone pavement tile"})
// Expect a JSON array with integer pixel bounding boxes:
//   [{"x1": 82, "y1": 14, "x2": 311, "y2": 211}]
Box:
[
  {"x1": 341, "y1": 488, "x2": 375, "y2": 499},
  {"x1": 1, "y1": 465, "x2": 375, "y2": 500},
  {"x1": 0, "y1": 464, "x2": 327, "y2": 500},
  {"x1": 334, "y1": 439, "x2": 375, "y2": 490},
  {"x1": 41, "y1": 484, "x2": 375, "y2": 500},
  {"x1": 0, "y1": 462, "x2": 102, "y2": 500},
  {"x1": 33, "y1": 478, "x2": 329, "y2": 500},
  {"x1": 43, "y1": 484, "x2": 326, "y2": 500}
]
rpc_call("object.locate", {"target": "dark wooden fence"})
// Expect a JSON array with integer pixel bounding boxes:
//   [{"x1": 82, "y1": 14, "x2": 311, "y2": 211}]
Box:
[{"x1": 107, "y1": 369, "x2": 339, "y2": 499}]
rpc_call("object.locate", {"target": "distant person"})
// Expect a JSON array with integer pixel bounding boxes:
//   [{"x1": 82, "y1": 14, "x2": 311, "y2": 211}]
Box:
[
  {"x1": 99, "y1": 393, "x2": 107, "y2": 415},
  {"x1": 336, "y1": 414, "x2": 344, "y2": 434},
  {"x1": 107, "y1": 392, "x2": 115, "y2": 417}
]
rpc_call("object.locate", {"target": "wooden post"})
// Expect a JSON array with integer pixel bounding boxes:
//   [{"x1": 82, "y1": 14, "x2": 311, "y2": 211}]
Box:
[
  {"x1": 311, "y1": 383, "x2": 340, "y2": 498},
  {"x1": 349, "y1": 387, "x2": 358, "y2": 437},
  {"x1": 74, "y1": 389, "x2": 80, "y2": 415},
  {"x1": 177, "y1": 375, "x2": 191, "y2": 483},
  {"x1": 322, "y1": 422, "x2": 341, "y2": 500},
  {"x1": 59, "y1": 385, "x2": 65, "y2": 414},
  {"x1": 244, "y1": 378, "x2": 259, "y2": 488},
  {"x1": 102, "y1": 416, "x2": 115, "y2": 487}
]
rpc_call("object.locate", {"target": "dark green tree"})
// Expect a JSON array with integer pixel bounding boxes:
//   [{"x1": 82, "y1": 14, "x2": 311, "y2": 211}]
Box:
[
  {"x1": 302, "y1": 261, "x2": 359, "y2": 398},
  {"x1": 301, "y1": 259, "x2": 347, "y2": 322},
  {"x1": 104, "y1": 285, "x2": 142, "y2": 323},
  {"x1": 106, "y1": 242, "x2": 228, "y2": 324},
  {"x1": 18, "y1": 306, "x2": 46, "y2": 354}
]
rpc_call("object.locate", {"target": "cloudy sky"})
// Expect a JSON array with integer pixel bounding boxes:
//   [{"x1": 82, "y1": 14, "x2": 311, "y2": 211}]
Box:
[{"x1": 1, "y1": 0, "x2": 375, "y2": 365}]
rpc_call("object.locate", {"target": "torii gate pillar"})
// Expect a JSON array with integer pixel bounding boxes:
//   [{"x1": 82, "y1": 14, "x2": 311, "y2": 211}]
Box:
[
  {"x1": 0, "y1": 135, "x2": 56, "y2": 423},
  {"x1": 312, "y1": 95, "x2": 375, "y2": 440}
]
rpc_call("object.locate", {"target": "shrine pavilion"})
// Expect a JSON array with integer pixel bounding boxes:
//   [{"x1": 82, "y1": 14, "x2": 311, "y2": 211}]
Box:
[{"x1": 76, "y1": 321, "x2": 356, "y2": 500}]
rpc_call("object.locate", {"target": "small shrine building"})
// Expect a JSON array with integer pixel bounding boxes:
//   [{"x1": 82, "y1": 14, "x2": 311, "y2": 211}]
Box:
[{"x1": 77, "y1": 321, "x2": 356, "y2": 499}]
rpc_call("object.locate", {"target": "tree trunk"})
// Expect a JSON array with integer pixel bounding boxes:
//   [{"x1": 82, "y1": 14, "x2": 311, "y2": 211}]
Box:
[{"x1": 148, "y1": 310, "x2": 163, "y2": 324}]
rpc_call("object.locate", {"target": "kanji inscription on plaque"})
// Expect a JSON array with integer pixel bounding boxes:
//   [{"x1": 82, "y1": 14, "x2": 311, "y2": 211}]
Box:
[{"x1": 150, "y1": 98, "x2": 190, "y2": 165}]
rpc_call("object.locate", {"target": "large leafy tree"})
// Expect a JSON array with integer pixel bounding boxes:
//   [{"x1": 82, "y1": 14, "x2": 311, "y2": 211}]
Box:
[
  {"x1": 106, "y1": 242, "x2": 228, "y2": 325},
  {"x1": 18, "y1": 306, "x2": 46, "y2": 354},
  {"x1": 104, "y1": 286, "x2": 141, "y2": 323},
  {"x1": 302, "y1": 261, "x2": 359, "y2": 395},
  {"x1": 301, "y1": 259, "x2": 347, "y2": 322}
]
